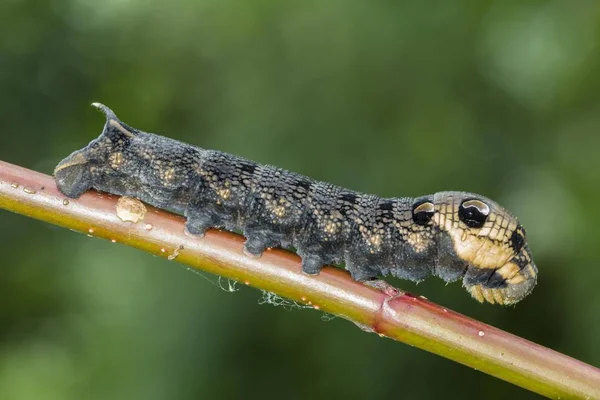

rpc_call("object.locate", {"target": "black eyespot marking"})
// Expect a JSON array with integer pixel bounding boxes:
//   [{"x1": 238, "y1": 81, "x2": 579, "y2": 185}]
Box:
[
  {"x1": 459, "y1": 199, "x2": 489, "y2": 228},
  {"x1": 340, "y1": 193, "x2": 358, "y2": 204},
  {"x1": 510, "y1": 227, "x2": 525, "y2": 252},
  {"x1": 412, "y1": 201, "x2": 435, "y2": 226},
  {"x1": 486, "y1": 272, "x2": 509, "y2": 288},
  {"x1": 296, "y1": 179, "x2": 312, "y2": 191},
  {"x1": 240, "y1": 162, "x2": 256, "y2": 175},
  {"x1": 379, "y1": 201, "x2": 394, "y2": 211}
]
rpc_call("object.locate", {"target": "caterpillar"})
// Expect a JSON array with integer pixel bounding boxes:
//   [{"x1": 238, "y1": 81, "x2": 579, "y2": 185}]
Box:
[{"x1": 54, "y1": 103, "x2": 538, "y2": 305}]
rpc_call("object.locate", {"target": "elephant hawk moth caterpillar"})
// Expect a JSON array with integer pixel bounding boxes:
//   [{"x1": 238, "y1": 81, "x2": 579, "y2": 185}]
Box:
[{"x1": 54, "y1": 103, "x2": 538, "y2": 305}]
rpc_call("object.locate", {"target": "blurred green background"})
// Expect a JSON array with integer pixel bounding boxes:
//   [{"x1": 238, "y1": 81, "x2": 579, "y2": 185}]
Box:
[{"x1": 1, "y1": 1, "x2": 599, "y2": 399}]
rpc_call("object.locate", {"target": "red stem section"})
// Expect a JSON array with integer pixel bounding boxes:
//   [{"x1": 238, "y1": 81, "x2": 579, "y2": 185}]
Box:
[{"x1": 0, "y1": 160, "x2": 598, "y2": 399}]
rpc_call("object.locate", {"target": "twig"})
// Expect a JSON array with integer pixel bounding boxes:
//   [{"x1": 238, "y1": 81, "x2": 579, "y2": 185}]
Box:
[{"x1": 0, "y1": 160, "x2": 599, "y2": 399}]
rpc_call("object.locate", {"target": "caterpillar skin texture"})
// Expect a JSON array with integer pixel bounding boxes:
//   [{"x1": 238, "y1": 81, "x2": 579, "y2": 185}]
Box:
[{"x1": 54, "y1": 103, "x2": 538, "y2": 305}]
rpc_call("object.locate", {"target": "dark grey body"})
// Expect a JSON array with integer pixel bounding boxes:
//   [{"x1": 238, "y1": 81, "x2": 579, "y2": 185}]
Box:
[
  {"x1": 82, "y1": 131, "x2": 445, "y2": 282},
  {"x1": 54, "y1": 104, "x2": 538, "y2": 305}
]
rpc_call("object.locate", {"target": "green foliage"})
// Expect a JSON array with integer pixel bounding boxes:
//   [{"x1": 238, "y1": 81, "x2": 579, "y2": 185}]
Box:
[{"x1": 1, "y1": 1, "x2": 598, "y2": 398}]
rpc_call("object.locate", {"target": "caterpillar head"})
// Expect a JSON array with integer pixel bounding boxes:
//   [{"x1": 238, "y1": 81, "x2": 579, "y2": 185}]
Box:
[
  {"x1": 429, "y1": 192, "x2": 538, "y2": 305},
  {"x1": 54, "y1": 103, "x2": 138, "y2": 198}
]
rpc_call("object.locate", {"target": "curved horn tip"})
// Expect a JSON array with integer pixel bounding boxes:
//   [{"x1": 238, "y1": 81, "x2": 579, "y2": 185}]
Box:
[{"x1": 90, "y1": 102, "x2": 118, "y2": 120}]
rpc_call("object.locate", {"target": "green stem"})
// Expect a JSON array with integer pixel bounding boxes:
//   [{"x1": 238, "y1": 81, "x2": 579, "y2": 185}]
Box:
[{"x1": 0, "y1": 160, "x2": 598, "y2": 399}]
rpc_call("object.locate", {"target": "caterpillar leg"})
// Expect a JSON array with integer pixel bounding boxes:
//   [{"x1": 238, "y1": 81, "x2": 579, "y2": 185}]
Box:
[
  {"x1": 345, "y1": 260, "x2": 379, "y2": 281},
  {"x1": 243, "y1": 230, "x2": 282, "y2": 257},
  {"x1": 295, "y1": 243, "x2": 342, "y2": 276},
  {"x1": 298, "y1": 255, "x2": 326, "y2": 275},
  {"x1": 184, "y1": 219, "x2": 210, "y2": 237},
  {"x1": 184, "y1": 209, "x2": 221, "y2": 237},
  {"x1": 244, "y1": 234, "x2": 281, "y2": 257}
]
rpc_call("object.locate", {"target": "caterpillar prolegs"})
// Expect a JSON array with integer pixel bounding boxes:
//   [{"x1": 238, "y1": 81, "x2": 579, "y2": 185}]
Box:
[{"x1": 54, "y1": 103, "x2": 538, "y2": 305}]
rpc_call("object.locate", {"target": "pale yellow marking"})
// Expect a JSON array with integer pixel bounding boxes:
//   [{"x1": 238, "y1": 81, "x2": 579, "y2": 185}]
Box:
[
  {"x1": 324, "y1": 221, "x2": 338, "y2": 234},
  {"x1": 498, "y1": 228, "x2": 508, "y2": 241},
  {"x1": 109, "y1": 119, "x2": 135, "y2": 138},
  {"x1": 438, "y1": 212, "x2": 446, "y2": 228},
  {"x1": 507, "y1": 273, "x2": 526, "y2": 285},
  {"x1": 54, "y1": 151, "x2": 87, "y2": 173},
  {"x1": 217, "y1": 188, "x2": 231, "y2": 200},
  {"x1": 482, "y1": 288, "x2": 495, "y2": 304},
  {"x1": 273, "y1": 204, "x2": 287, "y2": 218},
  {"x1": 414, "y1": 202, "x2": 434, "y2": 214},
  {"x1": 443, "y1": 218, "x2": 514, "y2": 269},
  {"x1": 469, "y1": 285, "x2": 484, "y2": 303},
  {"x1": 109, "y1": 152, "x2": 124, "y2": 168},
  {"x1": 492, "y1": 289, "x2": 505, "y2": 305},
  {"x1": 160, "y1": 167, "x2": 175, "y2": 183},
  {"x1": 368, "y1": 234, "x2": 382, "y2": 249},
  {"x1": 478, "y1": 226, "x2": 491, "y2": 237},
  {"x1": 496, "y1": 262, "x2": 521, "y2": 280},
  {"x1": 140, "y1": 149, "x2": 153, "y2": 160},
  {"x1": 163, "y1": 167, "x2": 176, "y2": 183},
  {"x1": 407, "y1": 232, "x2": 429, "y2": 253},
  {"x1": 462, "y1": 199, "x2": 490, "y2": 215},
  {"x1": 490, "y1": 227, "x2": 500, "y2": 240},
  {"x1": 495, "y1": 216, "x2": 503, "y2": 228},
  {"x1": 438, "y1": 202, "x2": 447, "y2": 227}
]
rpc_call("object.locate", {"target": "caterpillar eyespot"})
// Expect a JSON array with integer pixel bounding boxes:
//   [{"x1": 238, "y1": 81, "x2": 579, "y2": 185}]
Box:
[
  {"x1": 53, "y1": 103, "x2": 538, "y2": 305},
  {"x1": 459, "y1": 199, "x2": 490, "y2": 228},
  {"x1": 412, "y1": 201, "x2": 435, "y2": 226}
]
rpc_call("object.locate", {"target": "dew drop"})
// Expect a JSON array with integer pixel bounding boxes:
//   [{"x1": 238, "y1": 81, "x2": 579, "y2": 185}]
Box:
[
  {"x1": 478, "y1": 331, "x2": 485, "y2": 337},
  {"x1": 23, "y1": 187, "x2": 36, "y2": 194},
  {"x1": 62, "y1": 199, "x2": 70, "y2": 206},
  {"x1": 461, "y1": 231, "x2": 468, "y2": 242},
  {"x1": 313, "y1": 305, "x2": 320, "y2": 310},
  {"x1": 144, "y1": 224, "x2": 153, "y2": 231},
  {"x1": 88, "y1": 228, "x2": 94, "y2": 234},
  {"x1": 10, "y1": 182, "x2": 19, "y2": 189},
  {"x1": 111, "y1": 239, "x2": 117, "y2": 243}
]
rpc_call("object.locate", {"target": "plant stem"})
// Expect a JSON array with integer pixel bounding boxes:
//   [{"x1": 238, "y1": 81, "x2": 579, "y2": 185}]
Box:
[{"x1": 0, "y1": 160, "x2": 599, "y2": 399}]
